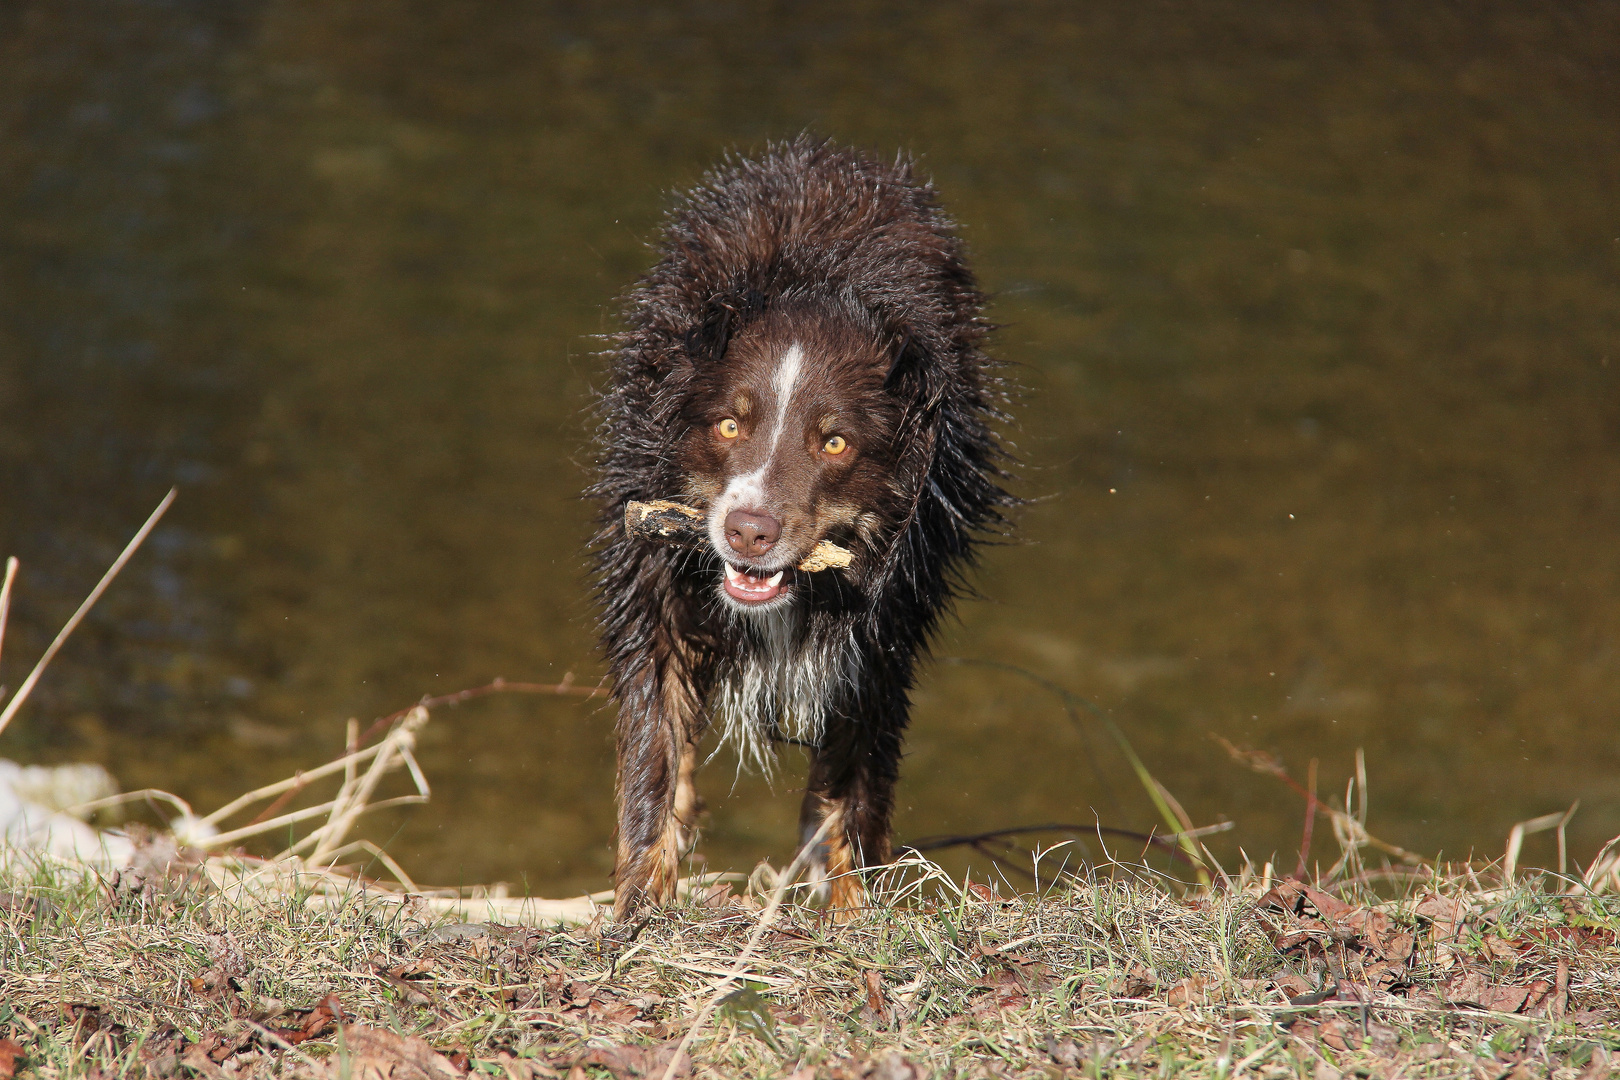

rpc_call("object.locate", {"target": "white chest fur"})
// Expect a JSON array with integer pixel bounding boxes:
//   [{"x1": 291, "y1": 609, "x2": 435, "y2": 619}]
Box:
[{"x1": 712, "y1": 607, "x2": 851, "y2": 773}]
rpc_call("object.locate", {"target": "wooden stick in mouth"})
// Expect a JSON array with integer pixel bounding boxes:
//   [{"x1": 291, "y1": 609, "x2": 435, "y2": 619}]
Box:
[{"x1": 624, "y1": 500, "x2": 853, "y2": 573}]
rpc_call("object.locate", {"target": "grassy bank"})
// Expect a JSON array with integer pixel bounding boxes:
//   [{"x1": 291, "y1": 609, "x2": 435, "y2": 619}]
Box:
[{"x1": 1, "y1": 849, "x2": 1617, "y2": 1079}]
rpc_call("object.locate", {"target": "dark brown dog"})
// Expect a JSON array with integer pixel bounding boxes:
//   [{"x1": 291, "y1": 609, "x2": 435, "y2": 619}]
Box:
[{"x1": 590, "y1": 138, "x2": 1013, "y2": 919}]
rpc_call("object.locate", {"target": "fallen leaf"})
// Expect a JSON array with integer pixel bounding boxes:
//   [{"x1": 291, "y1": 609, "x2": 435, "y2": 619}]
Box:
[
  {"x1": 1259, "y1": 881, "x2": 1354, "y2": 922},
  {"x1": 267, "y1": 993, "x2": 344, "y2": 1045},
  {"x1": 1478, "y1": 984, "x2": 1533, "y2": 1014},
  {"x1": 494, "y1": 1051, "x2": 560, "y2": 1080},
  {"x1": 1108, "y1": 963, "x2": 1158, "y2": 998},
  {"x1": 330, "y1": 1024, "x2": 463, "y2": 1080},
  {"x1": 1413, "y1": 893, "x2": 1468, "y2": 943},
  {"x1": 0, "y1": 1039, "x2": 24, "y2": 1080},
  {"x1": 1166, "y1": 976, "x2": 1211, "y2": 1006},
  {"x1": 1484, "y1": 936, "x2": 1524, "y2": 962},
  {"x1": 859, "y1": 970, "x2": 893, "y2": 1028},
  {"x1": 1045, "y1": 1035, "x2": 1084, "y2": 1068},
  {"x1": 1315, "y1": 1018, "x2": 1352, "y2": 1052},
  {"x1": 578, "y1": 1041, "x2": 689, "y2": 1079},
  {"x1": 587, "y1": 997, "x2": 642, "y2": 1027},
  {"x1": 864, "y1": 1052, "x2": 924, "y2": 1080},
  {"x1": 1445, "y1": 971, "x2": 1489, "y2": 1007}
]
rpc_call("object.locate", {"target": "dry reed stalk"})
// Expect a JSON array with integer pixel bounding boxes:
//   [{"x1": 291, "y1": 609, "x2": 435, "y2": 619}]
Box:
[
  {"x1": 304, "y1": 707, "x2": 431, "y2": 863},
  {"x1": 0, "y1": 555, "x2": 18, "y2": 674},
  {"x1": 1213, "y1": 734, "x2": 1428, "y2": 870},
  {"x1": 1503, "y1": 801, "x2": 1579, "y2": 882},
  {"x1": 0, "y1": 489, "x2": 176, "y2": 738}
]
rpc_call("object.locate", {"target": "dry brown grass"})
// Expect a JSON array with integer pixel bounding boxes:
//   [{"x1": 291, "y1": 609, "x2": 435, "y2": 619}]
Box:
[{"x1": 1, "y1": 842, "x2": 1618, "y2": 1079}]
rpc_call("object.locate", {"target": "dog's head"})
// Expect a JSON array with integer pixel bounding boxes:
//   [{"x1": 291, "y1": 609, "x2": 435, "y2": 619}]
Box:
[{"x1": 676, "y1": 300, "x2": 905, "y2": 611}]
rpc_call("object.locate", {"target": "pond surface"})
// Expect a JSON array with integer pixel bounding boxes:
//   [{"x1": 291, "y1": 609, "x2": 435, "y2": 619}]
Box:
[{"x1": 2, "y1": 2, "x2": 1617, "y2": 895}]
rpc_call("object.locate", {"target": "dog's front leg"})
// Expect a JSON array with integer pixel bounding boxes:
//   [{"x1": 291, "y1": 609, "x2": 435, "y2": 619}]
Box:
[
  {"x1": 613, "y1": 644, "x2": 709, "y2": 922},
  {"x1": 798, "y1": 705, "x2": 903, "y2": 917}
]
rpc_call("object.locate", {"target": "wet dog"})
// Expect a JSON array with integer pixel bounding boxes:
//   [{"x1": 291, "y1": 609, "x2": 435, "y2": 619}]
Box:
[{"x1": 590, "y1": 137, "x2": 1013, "y2": 919}]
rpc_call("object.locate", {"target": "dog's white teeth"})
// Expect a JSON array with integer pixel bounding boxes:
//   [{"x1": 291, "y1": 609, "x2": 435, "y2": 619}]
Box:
[
  {"x1": 766, "y1": 571, "x2": 784, "y2": 587},
  {"x1": 725, "y1": 564, "x2": 743, "y2": 584}
]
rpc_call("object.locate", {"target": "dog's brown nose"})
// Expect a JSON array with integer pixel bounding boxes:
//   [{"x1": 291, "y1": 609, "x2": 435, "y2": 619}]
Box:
[{"x1": 725, "y1": 509, "x2": 781, "y2": 557}]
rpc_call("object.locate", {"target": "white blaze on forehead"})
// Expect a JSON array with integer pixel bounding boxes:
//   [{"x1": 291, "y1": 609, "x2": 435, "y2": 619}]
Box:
[
  {"x1": 710, "y1": 342, "x2": 807, "y2": 563},
  {"x1": 717, "y1": 342, "x2": 805, "y2": 508},
  {"x1": 765, "y1": 342, "x2": 805, "y2": 455}
]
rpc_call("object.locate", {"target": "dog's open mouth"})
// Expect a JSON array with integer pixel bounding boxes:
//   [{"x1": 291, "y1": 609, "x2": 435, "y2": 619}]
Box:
[{"x1": 723, "y1": 563, "x2": 787, "y2": 604}]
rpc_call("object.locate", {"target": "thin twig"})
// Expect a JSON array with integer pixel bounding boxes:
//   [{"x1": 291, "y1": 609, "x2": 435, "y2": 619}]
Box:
[
  {"x1": 1213, "y1": 734, "x2": 1428, "y2": 867},
  {"x1": 943, "y1": 657, "x2": 1210, "y2": 885},
  {"x1": 904, "y1": 821, "x2": 1228, "y2": 863},
  {"x1": 0, "y1": 489, "x2": 176, "y2": 738},
  {"x1": 0, "y1": 555, "x2": 18, "y2": 672},
  {"x1": 1295, "y1": 757, "x2": 1319, "y2": 882},
  {"x1": 355, "y1": 675, "x2": 604, "y2": 746},
  {"x1": 659, "y1": 814, "x2": 837, "y2": 1080}
]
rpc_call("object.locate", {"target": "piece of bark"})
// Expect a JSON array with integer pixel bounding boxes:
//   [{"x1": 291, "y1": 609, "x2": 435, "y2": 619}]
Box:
[{"x1": 624, "y1": 500, "x2": 853, "y2": 572}]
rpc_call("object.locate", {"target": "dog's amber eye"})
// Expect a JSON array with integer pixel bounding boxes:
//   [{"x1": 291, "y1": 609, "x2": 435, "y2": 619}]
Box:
[
  {"x1": 717, "y1": 418, "x2": 740, "y2": 439},
  {"x1": 822, "y1": 435, "x2": 847, "y2": 455}
]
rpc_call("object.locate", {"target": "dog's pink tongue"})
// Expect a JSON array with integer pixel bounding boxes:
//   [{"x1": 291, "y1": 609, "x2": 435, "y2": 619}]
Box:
[{"x1": 724, "y1": 565, "x2": 783, "y2": 603}]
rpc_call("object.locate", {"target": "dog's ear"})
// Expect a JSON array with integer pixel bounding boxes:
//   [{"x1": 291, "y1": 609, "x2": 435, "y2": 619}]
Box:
[
  {"x1": 883, "y1": 331, "x2": 915, "y2": 391},
  {"x1": 685, "y1": 289, "x2": 767, "y2": 365}
]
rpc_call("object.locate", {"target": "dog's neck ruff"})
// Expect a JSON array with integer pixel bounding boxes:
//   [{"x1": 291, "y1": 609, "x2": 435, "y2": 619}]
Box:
[{"x1": 711, "y1": 603, "x2": 850, "y2": 775}]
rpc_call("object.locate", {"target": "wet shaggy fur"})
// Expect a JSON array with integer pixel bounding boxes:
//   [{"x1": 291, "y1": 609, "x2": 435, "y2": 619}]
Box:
[{"x1": 590, "y1": 137, "x2": 1013, "y2": 919}]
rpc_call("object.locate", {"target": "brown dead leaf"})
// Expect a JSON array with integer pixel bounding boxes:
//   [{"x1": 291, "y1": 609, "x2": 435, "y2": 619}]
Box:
[
  {"x1": 860, "y1": 970, "x2": 893, "y2": 1027},
  {"x1": 1315, "y1": 1018, "x2": 1352, "y2": 1052},
  {"x1": 1443, "y1": 971, "x2": 1535, "y2": 1012},
  {"x1": 1444, "y1": 971, "x2": 1489, "y2": 1007},
  {"x1": 1413, "y1": 893, "x2": 1468, "y2": 943},
  {"x1": 587, "y1": 997, "x2": 642, "y2": 1028},
  {"x1": 1478, "y1": 984, "x2": 1534, "y2": 1014},
  {"x1": 267, "y1": 993, "x2": 344, "y2": 1045},
  {"x1": 1484, "y1": 936, "x2": 1525, "y2": 962},
  {"x1": 1259, "y1": 880, "x2": 1354, "y2": 922},
  {"x1": 965, "y1": 882, "x2": 1002, "y2": 902},
  {"x1": 0, "y1": 1039, "x2": 24, "y2": 1080},
  {"x1": 578, "y1": 1041, "x2": 690, "y2": 1079},
  {"x1": 1165, "y1": 976, "x2": 1211, "y2": 1006},
  {"x1": 325, "y1": 1025, "x2": 464, "y2": 1079},
  {"x1": 493, "y1": 1051, "x2": 560, "y2": 1080},
  {"x1": 863, "y1": 1052, "x2": 925, "y2": 1080},
  {"x1": 1273, "y1": 973, "x2": 1314, "y2": 999},
  {"x1": 180, "y1": 1045, "x2": 229, "y2": 1080},
  {"x1": 1109, "y1": 962, "x2": 1158, "y2": 998},
  {"x1": 1046, "y1": 1035, "x2": 1085, "y2": 1068}
]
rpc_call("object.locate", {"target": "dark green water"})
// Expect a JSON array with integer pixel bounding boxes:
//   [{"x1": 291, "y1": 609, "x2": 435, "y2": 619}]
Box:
[{"x1": 2, "y1": 2, "x2": 1617, "y2": 896}]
